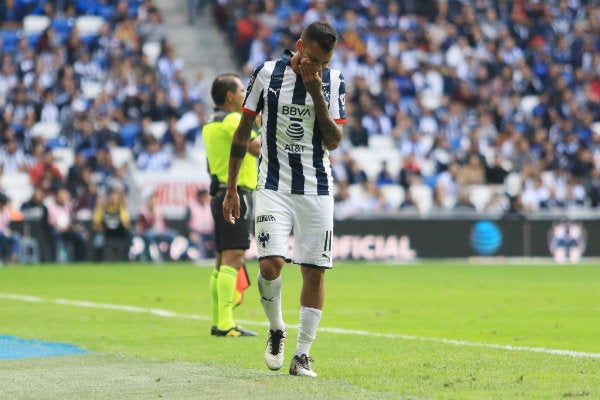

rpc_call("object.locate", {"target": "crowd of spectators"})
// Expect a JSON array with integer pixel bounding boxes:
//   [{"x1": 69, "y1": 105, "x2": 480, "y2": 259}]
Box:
[
  {"x1": 217, "y1": 0, "x2": 600, "y2": 218},
  {"x1": 2, "y1": 0, "x2": 600, "y2": 260},
  {"x1": 0, "y1": 0, "x2": 210, "y2": 263}
]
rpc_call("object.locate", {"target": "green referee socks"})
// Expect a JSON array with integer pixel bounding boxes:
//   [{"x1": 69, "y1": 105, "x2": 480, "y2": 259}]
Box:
[
  {"x1": 217, "y1": 265, "x2": 238, "y2": 331},
  {"x1": 210, "y1": 269, "x2": 219, "y2": 328}
]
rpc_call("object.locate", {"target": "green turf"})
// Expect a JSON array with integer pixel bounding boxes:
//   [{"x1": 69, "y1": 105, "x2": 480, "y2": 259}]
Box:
[{"x1": 1, "y1": 261, "x2": 599, "y2": 399}]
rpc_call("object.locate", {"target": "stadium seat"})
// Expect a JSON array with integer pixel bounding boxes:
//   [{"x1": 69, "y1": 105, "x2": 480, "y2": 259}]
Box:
[
  {"x1": 52, "y1": 147, "x2": 75, "y2": 177},
  {"x1": 187, "y1": 149, "x2": 207, "y2": 168},
  {"x1": 347, "y1": 183, "x2": 365, "y2": 201},
  {"x1": 416, "y1": 157, "x2": 437, "y2": 178},
  {"x1": 81, "y1": 80, "x2": 103, "y2": 99},
  {"x1": 118, "y1": 122, "x2": 141, "y2": 148},
  {"x1": 590, "y1": 121, "x2": 600, "y2": 136},
  {"x1": 22, "y1": 15, "x2": 50, "y2": 35},
  {"x1": 0, "y1": 29, "x2": 20, "y2": 53},
  {"x1": 110, "y1": 146, "x2": 134, "y2": 169},
  {"x1": 146, "y1": 120, "x2": 168, "y2": 140},
  {"x1": 348, "y1": 147, "x2": 402, "y2": 181},
  {"x1": 0, "y1": 172, "x2": 33, "y2": 210},
  {"x1": 380, "y1": 185, "x2": 405, "y2": 209},
  {"x1": 76, "y1": 0, "x2": 98, "y2": 15},
  {"x1": 368, "y1": 135, "x2": 394, "y2": 151},
  {"x1": 409, "y1": 184, "x2": 434, "y2": 214},
  {"x1": 75, "y1": 15, "x2": 105, "y2": 36},
  {"x1": 541, "y1": 170, "x2": 556, "y2": 187},
  {"x1": 504, "y1": 172, "x2": 522, "y2": 197},
  {"x1": 97, "y1": 4, "x2": 115, "y2": 20},
  {"x1": 468, "y1": 184, "x2": 494, "y2": 213},
  {"x1": 519, "y1": 95, "x2": 540, "y2": 116},
  {"x1": 30, "y1": 121, "x2": 61, "y2": 141},
  {"x1": 142, "y1": 41, "x2": 162, "y2": 66},
  {"x1": 51, "y1": 17, "x2": 75, "y2": 41}
]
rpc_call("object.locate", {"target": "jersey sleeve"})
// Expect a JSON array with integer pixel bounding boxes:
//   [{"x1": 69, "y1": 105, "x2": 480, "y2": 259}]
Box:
[
  {"x1": 242, "y1": 64, "x2": 265, "y2": 116},
  {"x1": 330, "y1": 69, "x2": 346, "y2": 125}
]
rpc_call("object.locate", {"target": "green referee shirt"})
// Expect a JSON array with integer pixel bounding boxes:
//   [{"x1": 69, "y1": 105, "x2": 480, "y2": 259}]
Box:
[{"x1": 202, "y1": 110, "x2": 258, "y2": 191}]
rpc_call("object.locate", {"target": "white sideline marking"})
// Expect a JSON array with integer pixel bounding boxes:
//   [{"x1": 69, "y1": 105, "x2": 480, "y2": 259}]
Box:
[{"x1": 2, "y1": 293, "x2": 599, "y2": 359}]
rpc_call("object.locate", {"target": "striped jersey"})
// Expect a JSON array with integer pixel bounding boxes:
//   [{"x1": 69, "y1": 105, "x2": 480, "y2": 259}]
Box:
[{"x1": 242, "y1": 50, "x2": 346, "y2": 196}]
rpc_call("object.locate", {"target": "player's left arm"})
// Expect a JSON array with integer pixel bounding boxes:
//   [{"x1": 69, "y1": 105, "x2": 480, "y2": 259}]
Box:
[
  {"x1": 312, "y1": 92, "x2": 343, "y2": 151},
  {"x1": 248, "y1": 133, "x2": 261, "y2": 157},
  {"x1": 301, "y1": 63, "x2": 343, "y2": 151}
]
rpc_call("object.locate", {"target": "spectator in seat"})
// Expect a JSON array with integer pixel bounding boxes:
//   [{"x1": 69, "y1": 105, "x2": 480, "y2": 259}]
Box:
[
  {"x1": 0, "y1": 137, "x2": 33, "y2": 173},
  {"x1": 92, "y1": 188, "x2": 132, "y2": 261},
  {"x1": 0, "y1": 0, "x2": 26, "y2": 30},
  {"x1": 185, "y1": 187, "x2": 215, "y2": 259},
  {"x1": 485, "y1": 152, "x2": 509, "y2": 184},
  {"x1": 334, "y1": 181, "x2": 362, "y2": 220},
  {"x1": 136, "y1": 6, "x2": 167, "y2": 45},
  {"x1": 45, "y1": 187, "x2": 87, "y2": 262},
  {"x1": 135, "y1": 191, "x2": 177, "y2": 261},
  {"x1": 344, "y1": 158, "x2": 368, "y2": 185},
  {"x1": 29, "y1": 148, "x2": 62, "y2": 190},
  {"x1": 375, "y1": 160, "x2": 395, "y2": 186},
  {"x1": 136, "y1": 135, "x2": 171, "y2": 171},
  {"x1": 435, "y1": 161, "x2": 460, "y2": 209},
  {"x1": 459, "y1": 152, "x2": 486, "y2": 186},
  {"x1": 20, "y1": 187, "x2": 50, "y2": 261},
  {"x1": 0, "y1": 192, "x2": 19, "y2": 263},
  {"x1": 398, "y1": 153, "x2": 422, "y2": 189}
]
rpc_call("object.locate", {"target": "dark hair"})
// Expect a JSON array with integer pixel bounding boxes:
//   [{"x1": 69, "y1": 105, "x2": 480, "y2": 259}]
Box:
[
  {"x1": 301, "y1": 22, "x2": 338, "y2": 53},
  {"x1": 211, "y1": 73, "x2": 240, "y2": 106}
]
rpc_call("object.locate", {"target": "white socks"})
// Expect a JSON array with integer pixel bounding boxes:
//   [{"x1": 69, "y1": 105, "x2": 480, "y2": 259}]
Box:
[
  {"x1": 257, "y1": 272, "x2": 285, "y2": 331},
  {"x1": 258, "y1": 272, "x2": 323, "y2": 356},
  {"x1": 295, "y1": 306, "x2": 322, "y2": 357}
]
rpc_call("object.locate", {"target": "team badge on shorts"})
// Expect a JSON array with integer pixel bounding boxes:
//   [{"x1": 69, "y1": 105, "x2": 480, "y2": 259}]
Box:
[{"x1": 258, "y1": 230, "x2": 270, "y2": 248}]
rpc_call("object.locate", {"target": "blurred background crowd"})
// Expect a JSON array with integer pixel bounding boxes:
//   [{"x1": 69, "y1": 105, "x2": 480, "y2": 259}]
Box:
[
  {"x1": 216, "y1": 0, "x2": 600, "y2": 219},
  {"x1": 0, "y1": 0, "x2": 599, "y2": 263}
]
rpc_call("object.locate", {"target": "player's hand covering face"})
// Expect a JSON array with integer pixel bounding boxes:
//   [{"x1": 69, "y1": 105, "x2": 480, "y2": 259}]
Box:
[{"x1": 294, "y1": 39, "x2": 333, "y2": 91}]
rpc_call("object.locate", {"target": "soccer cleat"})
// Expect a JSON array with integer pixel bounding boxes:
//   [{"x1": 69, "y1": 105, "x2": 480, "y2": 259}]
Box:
[
  {"x1": 289, "y1": 354, "x2": 317, "y2": 377},
  {"x1": 264, "y1": 329, "x2": 286, "y2": 370},
  {"x1": 213, "y1": 325, "x2": 258, "y2": 337},
  {"x1": 210, "y1": 326, "x2": 218, "y2": 336}
]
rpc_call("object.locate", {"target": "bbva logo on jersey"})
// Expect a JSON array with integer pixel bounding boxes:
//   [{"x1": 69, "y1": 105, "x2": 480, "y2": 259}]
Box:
[{"x1": 282, "y1": 105, "x2": 311, "y2": 118}]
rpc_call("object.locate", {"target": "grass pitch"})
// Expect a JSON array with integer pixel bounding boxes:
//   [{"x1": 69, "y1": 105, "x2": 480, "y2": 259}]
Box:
[{"x1": 1, "y1": 260, "x2": 599, "y2": 399}]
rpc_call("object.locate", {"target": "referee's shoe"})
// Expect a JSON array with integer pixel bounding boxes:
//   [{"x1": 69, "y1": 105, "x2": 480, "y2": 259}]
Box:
[{"x1": 212, "y1": 325, "x2": 258, "y2": 337}]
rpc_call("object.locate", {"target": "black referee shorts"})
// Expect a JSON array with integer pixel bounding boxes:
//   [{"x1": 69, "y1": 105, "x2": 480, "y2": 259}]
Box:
[{"x1": 210, "y1": 188, "x2": 252, "y2": 252}]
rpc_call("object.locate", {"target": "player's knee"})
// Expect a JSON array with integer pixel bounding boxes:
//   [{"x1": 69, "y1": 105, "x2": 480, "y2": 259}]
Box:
[
  {"x1": 302, "y1": 266, "x2": 325, "y2": 285},
  {"x1": 259, "y1": 257, "x2": 283, "y2": 280}
]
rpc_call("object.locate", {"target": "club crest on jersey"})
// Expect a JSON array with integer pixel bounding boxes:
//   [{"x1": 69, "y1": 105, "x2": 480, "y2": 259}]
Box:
[
  {"x1": 246, "y1": 73, "x2": 256, "y2": 94},
  {"x1": 323, "y1": 84, "x2": 331, "y2": 104},
  {"x1": 258, "y1": 230, "x2": 270, "y2": 248}
]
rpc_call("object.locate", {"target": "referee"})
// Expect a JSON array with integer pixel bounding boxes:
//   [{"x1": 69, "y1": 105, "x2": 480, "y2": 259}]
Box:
[{"x1": 202, "y1": 74, "x2": 260, "y2": 337}]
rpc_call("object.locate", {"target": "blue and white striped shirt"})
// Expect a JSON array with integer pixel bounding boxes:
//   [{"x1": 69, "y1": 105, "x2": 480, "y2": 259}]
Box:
[{"x1": 243, "y1": 50, "x2": 346, "y2": 196}]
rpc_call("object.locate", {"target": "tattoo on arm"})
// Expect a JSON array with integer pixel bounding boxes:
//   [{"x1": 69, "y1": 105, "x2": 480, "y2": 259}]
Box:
[
  {"x1": 230, "y1": 143, "x2": 247, "y2": 159},
  {"x1": 312, "y1": 95, "x2": 342, "y2": 150},
  {"x1": 230, "y1": 114, "x2": 256, "y2": 159}
]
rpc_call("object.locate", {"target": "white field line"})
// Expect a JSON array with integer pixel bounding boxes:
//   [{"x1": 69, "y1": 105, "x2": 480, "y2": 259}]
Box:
[{"x1": 2, "y1": 292, "x2": 599, "y2": 360}]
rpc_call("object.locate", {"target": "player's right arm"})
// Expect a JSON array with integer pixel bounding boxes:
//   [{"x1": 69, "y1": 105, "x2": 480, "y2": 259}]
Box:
[{"x1": 223, "y1": 112, "x2": 256, "y2": 224}]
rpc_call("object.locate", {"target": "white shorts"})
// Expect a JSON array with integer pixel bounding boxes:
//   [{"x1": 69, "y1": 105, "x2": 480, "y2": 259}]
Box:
[{"x1": 254, "y1": 189, "x2": 334, "y2": 268}]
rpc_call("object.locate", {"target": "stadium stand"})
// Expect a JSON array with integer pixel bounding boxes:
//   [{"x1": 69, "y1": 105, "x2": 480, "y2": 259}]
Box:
[
  {"x1": 215, "y1": 0, "x2": 600, "y2": 217},
  {"x1": 2, "y1": 0, "x2": 600, "y2": 262}
]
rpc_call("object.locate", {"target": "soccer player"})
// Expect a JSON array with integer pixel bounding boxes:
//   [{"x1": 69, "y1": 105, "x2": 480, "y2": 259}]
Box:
[
  {"x1": 203, "y1": 73, "x2": 261, "y2": 337},
  {"x1": 223, "y1": 22, "x2": 345, "y2": 376}
]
